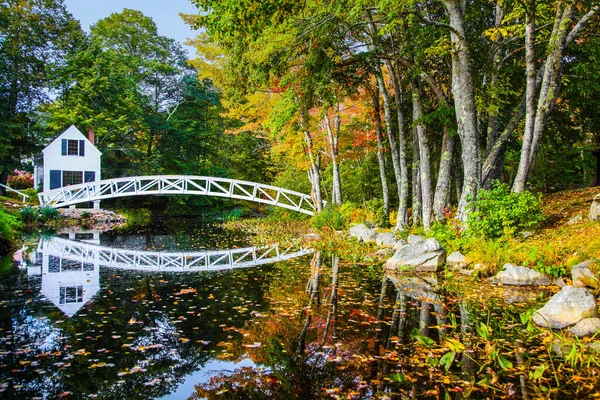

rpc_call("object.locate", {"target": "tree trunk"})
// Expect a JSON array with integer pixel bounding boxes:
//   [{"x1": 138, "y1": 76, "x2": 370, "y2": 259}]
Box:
[
  {"x1": 411, "y1": 80, "x2": 433, "y2": 229},
  {"x1": 375, "y1": 69, "x2": 406, "y2": 229},
  {"x1": 386, "y1": 60, "x2": 409, "y2": 228},
  {"x1": 433, "y1": 126, "x2": 456, "y2": 221},
  {"x1": 299, "y1": 104, "x2": 323, "y2": 212},
  {"x1": 412, "y1": 126, "x2": 422, "y2": 226},
  {"x1": 371, "y1": 86, "x2": 391, "y2": 222},
  {"x1": 324, "y1": 107, "x2": 342, "y2": 205},
  {"x1": 483, "y1": 1, "x2": 506, "y2": 189},
  {"x1": 512, "y1": 3, "x2": 599, "y2": 191},
  {"x1": 512, "y1": 0, "x2": 537, "y2": 193},
  {"x1": 442, "y1": 0, "x2": 481, "y2": 221}
]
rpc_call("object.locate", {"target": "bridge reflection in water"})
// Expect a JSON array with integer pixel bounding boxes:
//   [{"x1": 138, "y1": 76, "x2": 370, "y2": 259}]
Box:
[{"x1": 27, "y1": 236, "x2": 312, "y2": 318}]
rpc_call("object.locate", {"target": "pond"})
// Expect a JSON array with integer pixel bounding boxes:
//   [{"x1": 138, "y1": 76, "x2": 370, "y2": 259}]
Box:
[{"x1": 0, "y1": 219, "x2": 597, "y2": 399}]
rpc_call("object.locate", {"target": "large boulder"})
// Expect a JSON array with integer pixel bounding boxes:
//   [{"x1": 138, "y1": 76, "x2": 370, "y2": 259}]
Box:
[
  {"x1": 571, "y1": 260, "x2": 599, "y2": 290},
  {"x1": 386, "y1": 273, "x2": 440, "y2": 303},
  {"x1": 488, "y1": 263, "x2": 551, "y2": 286},
  {"x1": 532, "y1": 286, "x2": 598, "y2": 329},
  {"x1": 407, "y1": 234, "x2": 425, "y2": 245},
  {"x1": 385, "y1": 238, "x2": 446, "y2": 272},
  {"x1": 569, "y1": 318, "x2": 600, "y2": 338},
  {"x1": 376, "y1": 233, "x2": 398, "y2": 248},
  {"x1": 349, "y1": 224, "x2": 378, "y2": 243},
  {"x1": 447, "y1": 251, "x2": 467, "y2": 268},
  {"x1": 590, "y1": 194, "x2": 600, "y2": 221},
  {"x1": 393, "y1": 239, "x2": 408, "y2": 250}
]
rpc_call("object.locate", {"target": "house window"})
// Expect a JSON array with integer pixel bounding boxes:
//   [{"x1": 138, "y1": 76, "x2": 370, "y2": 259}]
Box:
[
  {"x1": 61, "y1": 139, "x2": 85, "y2": 156},
  {"x1": 62, "y1": 171, "x2": 83, "y2": 186},
  {"x1": 59, "y1": 286, "x2": 83, "y2": 304},
  {"x1": 67, "y1": 140, "x2": 79, "y2": 155}
]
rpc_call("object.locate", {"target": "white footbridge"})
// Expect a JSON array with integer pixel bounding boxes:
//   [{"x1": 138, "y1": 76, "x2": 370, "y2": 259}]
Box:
[
  {"x1": 41, "y1": 237, "x2": 313, "y2": 272},
  {"x1": 38, "y1": 175, "x2": 319, "y2": 215}
]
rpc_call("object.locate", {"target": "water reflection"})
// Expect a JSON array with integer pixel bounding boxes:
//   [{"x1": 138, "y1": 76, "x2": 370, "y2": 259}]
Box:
[
  {"x1": 0, "y1": 230, "x2": 313, "y2": 399},
  {"x1": 28, "y1": 236, "x2": 312, "y2": 318}
]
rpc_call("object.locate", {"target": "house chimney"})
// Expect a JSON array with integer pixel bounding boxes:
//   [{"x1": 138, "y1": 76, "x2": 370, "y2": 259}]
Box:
[{"x1": 88, "y1": 126, "x2": 95, "y2": 145}]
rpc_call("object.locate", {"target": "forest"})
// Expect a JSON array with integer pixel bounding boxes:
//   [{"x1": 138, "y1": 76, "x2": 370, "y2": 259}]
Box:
[{"x1": 1, "y1": 0, "x2": 599, "y2": 227}]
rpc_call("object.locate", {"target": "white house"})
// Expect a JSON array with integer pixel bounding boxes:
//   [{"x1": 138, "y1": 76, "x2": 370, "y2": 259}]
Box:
[{"x1": 35, "y1": 125, "x2": 102, "y2": 208}]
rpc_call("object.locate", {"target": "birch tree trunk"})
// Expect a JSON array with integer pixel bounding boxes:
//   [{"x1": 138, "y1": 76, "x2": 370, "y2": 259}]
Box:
[
  {"x1": 411, "y1": 79, "x2": 433, "y2": 230},
  {"x1": 483, "y1": 1, "x2": 506, "y2": 188},
  {"x1": 386, "y1": 60, "x2": 409, "y2": 228},
  {"x1": 512, "y1": 0, "x2": 537, "y2": 193},
  {"x1": 371, "y1": 85, "x2": 391, "y2": 221},
  {"x1": 433, "y1": 126, "x2": 456, "y2": 221},
  {"x1": 324, "y1": 106, "x2": 342, "y2": 205},
  {"x1": 512, "y1": 3, "x2": 599, "y2": 191},
  {"x1": 442, "y1": 0, "x2": 481, "y2": 221},
  {"x1": 299, "y1": 104, "x2": 323, "y2": 212},
  {"x1": 412, "y1": 126, "x2": 422, "y2": 226},
  {"x1": 375, "y1": 69, "x2": 406, "y2": 229}
]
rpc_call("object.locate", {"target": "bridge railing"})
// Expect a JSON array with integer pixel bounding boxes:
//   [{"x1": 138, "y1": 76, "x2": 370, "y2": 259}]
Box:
[
  {"x1": 39, "y1": 175, "x2": 320, "y2": 215},
  {"x1": 0, "y1": 183, "x2": 30, "y2": 202},
  {"x1": 41, "y1": 236, "x2": 313, "y2": 272}
]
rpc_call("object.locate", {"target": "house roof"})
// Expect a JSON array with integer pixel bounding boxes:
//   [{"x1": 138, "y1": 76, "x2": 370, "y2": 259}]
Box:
[{"x1": 42, "y1": 125, "x2": 102, "y2": 156}]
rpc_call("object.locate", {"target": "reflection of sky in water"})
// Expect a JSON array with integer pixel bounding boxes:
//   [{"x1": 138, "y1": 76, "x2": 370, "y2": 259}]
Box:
[
  {"x1": 0, "y1": 231, "x2": 311, "y2": 399},
  {"x1": 162, "y1": 359, "x2": 256, "y2": 400}
]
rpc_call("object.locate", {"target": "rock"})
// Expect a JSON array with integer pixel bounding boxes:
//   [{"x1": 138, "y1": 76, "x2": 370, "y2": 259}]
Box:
[
  {"x1": 567, "y1": 214, "x2": 583, "y2": 226},
  {"x1": 488, "y1": 263, "x2": 551, "y2": 286},
  {"x1": 349, "y1": 223, "x2": 378, "y2": 243},
  {"x1": 407, "y1": 235, "x2": 425, "y2": 245},
  {"x1": 589, "y1": 194, "x2": 600, "y2": 221},
  {"x1": 385, "y1": 238, "x2": 446, "y2": 273},
  {"x1": 553, "y1": 277, "x2": 567, "y2": 288},
  {"x1": 571, "y1": 260, "x2": 599, "y2": 290},
  {"x1": 362, "y1": 231, "x2": 379, "y2": 243},
  {"x1": 520, "y1": 231, "x2": 533, "y2": 239},
  {"x1": 373, "y1": 248, "x2": 395, "y2": 257},
  {"x1": 569, "y1": 318, "x2": 600, "y2": 338},
  {"x1": 376, "y1": 233, "x2": 398, "y2": 248},
  {"x1": 303, "y1": 233, "x2": 322, "y2": 242},
  {"x1": 553, "y1": 340, "x2": 600, "y2": 357},
  {"x1": 447, "y1": 251, "x2": 467, "y2": 268},
  {"x1": 502, "y1": 287, "x2": 540, "y2": 305},
  {"x1": 392, "y1": 239, "x2": 408, "y2": 250},
  {"x1": 386, "y1": 273, "x2": 440, "y2": 303},
  {"x1": 459, "y1": 268, "x2": 477, "y2": 276},
  {"x1": 532, "y1": 286, "x2": 598, "y2": 329}
]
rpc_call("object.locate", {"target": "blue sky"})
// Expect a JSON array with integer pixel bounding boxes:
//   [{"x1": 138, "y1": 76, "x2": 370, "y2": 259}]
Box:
[{"x1": 63, "y1": 0, "x2": 199, "y2": 56}]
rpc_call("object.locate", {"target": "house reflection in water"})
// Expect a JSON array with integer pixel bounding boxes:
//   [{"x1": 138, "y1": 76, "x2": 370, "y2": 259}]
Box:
[{"x1": 38, "y1": 235, "x2": 101, "y2": 317}]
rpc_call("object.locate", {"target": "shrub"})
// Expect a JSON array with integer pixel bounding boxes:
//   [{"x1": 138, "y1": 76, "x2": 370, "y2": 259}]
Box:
[
  {"x1": 7, "y1": 170, "x2": 33, "y2": 190},
  {"x1": 311, "y1": 204, "x2": 345, "y2": 231},
  {"x1": 22, "y1": 188, "x2": 38, "y2": 202},
  {"x1": 365, "y1": 198, "x2": 388, "y2": 227},
  {"x1": 39, "y1": 205, "x2": 59, "y2": 222},
  {"x1": 0, "y1": 206, "x2": 19, "y2": 254},
  {"x1": 427, "y1": 221, "x2": 464, "y2": 251},
  {"x1": 81, "y1": 211, "x2": 91, "y2": 219},
  {"x1": 19, "y1": 206, "x2": 38, "y2": 224},
  {"x1": 123, "y1": 208, "x2": 152, "y2": 227},
  {"x1": 467, "y1": 182, "x2": 543, "y2": 238},
  {"x1": 339, "y1": 202, "x2": 362, "y2": 224}
]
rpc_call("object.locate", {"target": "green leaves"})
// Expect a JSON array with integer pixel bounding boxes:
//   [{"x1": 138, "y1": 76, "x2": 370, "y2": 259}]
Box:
[
  {"x1": 411, "y1": 328, "x2": 436, "y2": 347},
  {"x1": 439, "y1": 351, "x2": 455, "y2": 371}
]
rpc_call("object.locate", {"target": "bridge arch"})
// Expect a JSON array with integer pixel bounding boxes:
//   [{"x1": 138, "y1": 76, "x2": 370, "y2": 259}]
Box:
[{"x1": 39, "y1": 175, "x2": 319, "y2": 215}]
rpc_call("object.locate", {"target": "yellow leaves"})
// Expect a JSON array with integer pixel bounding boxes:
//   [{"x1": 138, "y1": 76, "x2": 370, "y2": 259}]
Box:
[
  {"x1": 73, "y1": 349, "x2": 90, "y2": 356},
  {"x1": 484, "y1": 27, "x2": 510, "y2": 42},
  {"x1": 175, "y1": 288, "x2": 197, "y2": 295}
]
